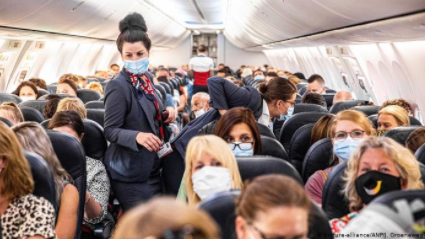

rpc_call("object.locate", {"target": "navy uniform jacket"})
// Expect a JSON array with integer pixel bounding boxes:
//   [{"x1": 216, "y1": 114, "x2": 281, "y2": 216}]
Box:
[
  {"x1": 104, "y1": 69, "x2": 164, "y2": 182},
  {"x1": 171, "y1": 76, "x2": 263, "y2": 160}
]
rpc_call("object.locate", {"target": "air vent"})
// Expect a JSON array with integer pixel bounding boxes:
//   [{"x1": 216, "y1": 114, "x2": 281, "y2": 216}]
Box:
[{"x1": 9, "y1": 40, "x2": 21, "y2": 49}]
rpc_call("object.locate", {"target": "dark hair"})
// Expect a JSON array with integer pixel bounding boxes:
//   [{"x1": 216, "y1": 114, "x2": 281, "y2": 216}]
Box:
[
  {"x1": 307, "y1": 74, "x2": 325, "y2": 84},
  {"x1": 233, "y1": 80, "x2": 244, "y2": 87},
  {"x1": 293, "y1": 72, "x2": 305, "y2": 80},
  {"x1": 302, "y1": 92, "x2": 327, "y2": 107},
  {"x1": 59, "y1": 74, "x2": 79, "y2": 84},
  {"x1": 48, "y1": 111, "x2": 84, "y2": 137},
  {"x1": 13, "y1": 81, "x2": 38, "y2": 98},
  {"x1": 157, "y1": 67, "x2": 168, "y2": 73},
  {"x1": 43, "y1": 98, "x2": 61, "y2": 119},
  {"x1": 252, "y1": 69, "x2": 263, "y2": 76},
  {"x1": 259, "y1": 77, "x2": 297, "y2": 103},
  {"x1": 110, "y1": 63, "x2": 120, "y2": 68},
  {"x1": 380, "y1": 99, "x2": 413, "y2": 115},
  {"x1": 406, "y1": 127, "x2": 425, "y2": 153},
  {"x1": 214, "y1": 107, "x2": 262, "y2": 155},
  {"x1": 28, "y1": 78, "x2": 47, "y2": 90},
  {"x1": 218, "y1": 63, "x2": 225, "y2": 67},
  {"x1": 58, "y1": 78, "x2": 78, "y2": 95},
  {"x1": 117, "y1": 12, "x2": 151, "y2": 53},
  {"x1": 157, "y1": 76, "x2": 168, "y2": 83},
  {"x1": 217, "y1": 69, "x2": 226, "y2": 74},
  {"x1": 266, "y1": 72, "x2": 278, "y2": 77},
  {"x1": 198, "y1": 45, "x2": 207, "y2": 53}
]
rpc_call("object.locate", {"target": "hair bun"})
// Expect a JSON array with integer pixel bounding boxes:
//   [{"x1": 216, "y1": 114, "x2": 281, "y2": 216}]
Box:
[
  {"x1": 119, "y1": 12, "x2": 148, "y2": 33},
  {"x1": 258, "y1": 83, "x2": 268, "y2": 94}
]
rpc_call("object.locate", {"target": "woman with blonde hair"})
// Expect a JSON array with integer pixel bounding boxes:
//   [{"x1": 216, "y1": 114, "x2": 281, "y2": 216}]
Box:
[
  {"x1": 0, "y1": 122, "x2": 57, "y2": 238},
  {"x1": 86, "y1": 82, "x2": 104, "y2": 96},
  {"x1": 113, "y1": 197, "x2": 220, "y2": 239},
  {"x1": 377, "y1": 105, "x2": 410, "y2": 136},
  {"x1": 305, "y1": 110, "x2": 376, "y2": 205},
  {"x1": 12, "y1": 122, "x2": 79, "y2": 239},
  {"x1": 0, "y1": 102, "x2": 24, "y2": 125},
  {"x1": 183, "y1": 135, "x2": 243, "y2": 205},
  {"x1": 330, "y1": 136, "x2": 423, "y2": 233},
  {"x1": 56, "y1": 97, "x2": 87, "y2": 119}
]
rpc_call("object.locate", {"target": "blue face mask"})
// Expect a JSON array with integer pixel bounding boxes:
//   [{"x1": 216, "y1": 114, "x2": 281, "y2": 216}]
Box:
[
  {"x1": 229, "y1": 142, "x2": 254, "y2": 156},
  {"x1": 278, "y1": 101, "x2": 294, "y2": 121},
  {"x1": 333, "y1": 137, "x2": 362, "y2": 161},
  {"x1": 254, "y1": 75, "x2": 264, "y2": 80},
  {"x1": 232, "y1": 147, "x2": 253, "y2": 156},
  {"x1": 124, "y1": 57, "x2": 149, "y2": 75}
]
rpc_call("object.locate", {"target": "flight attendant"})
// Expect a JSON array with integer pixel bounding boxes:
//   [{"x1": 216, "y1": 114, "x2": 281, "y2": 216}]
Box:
[
  {"x1": 104, "y1": 12, "x2": 172, "y2": 212},
  {"x1": 189, "y1": 45, "x2": 214, "y2": 94}
]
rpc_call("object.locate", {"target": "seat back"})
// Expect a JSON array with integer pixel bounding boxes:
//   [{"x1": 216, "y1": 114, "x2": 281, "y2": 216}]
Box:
[
  {"x1": 368, "y1": 114, "x2": 422, "y2": 128},
  {"x1": 236, "y1": 156, "x2": 302, "y2": 184},
  {"x1": 295, "y1": 94, "x2": 302, "y2": 104},
  {"x1": 256, "y1": 123, "x2": 275, "y2": 139},
  {"x1": 322, "y1": 162, "x2": 350, "y2": 219},
  {"x1": 0, "y1": 117, "x2": 13, "y2": 127},
  {"x1": 87, "y1": 109, "x2": 105, "y2": 127},
  {"x1": 82, "y1": 119, "x2": 107, "y2": 161},
  {"x1": 199, "y1": 190, "x2": 333, "y2": 239},
  {"x1": 351, "y1": 105, "x2": 380, "y2": 116},
  {"x1": 279, "y1": 112, "x2": 331, "y2": 151},
  {"x1": 19, "y1": 100, "x2": 48, "y2": 114},
  {"x1": 302, "y1": 138, "x2": 334, "y2": 182},
  {"x1": 77, "y1": 89, "x2": 101, "y2": 103},
  {"x1": 85, "y1": 101, "x2": 105, "y2": 109},
  {"x1": 46, "y1": 85, "x2": 57, "y2": 94},
  {"x1": 296, "y1": 83, "x2": 307, "y2": 90},
  {"x1": 325, "y1": 89, "x2": 337, "y2": 93},
  {"x1": 37, "y1": 89, "x2": 49, "y2": 98},
  {"x1": 383, "y1": 126, "x2": 420, "y2": 145},
  {"x1": 0, "y1": 93, "x2": 22, "y2": 104},
  {"x1": 415, "y1": 143, "x2": 425, "y2": 164},
  {"x1": 154, "y1": 84, "x2": 167, "y2": 103},
  {"x1": 47, "y1": 130, "x2": 86, "y2": 239},
  {"x1": 329, "y1": 100, "x2": 367, "y2": 114},
  {"x1": 25, "y1": 152, "x2": 56, "y2": 210},
  {"x1": 293, "y1": 103, "x2": 328, "y2": 114},
  {"x1": 322, "y1": 94, "x2": 335, "y2": 110},
  {"x1": 289, "y1": 123, "x2": 314, "y2": 175},
  {"x1": 159, "y1": 82, "x2": 172, "y2": 94},
  {"x1": 299, "y1": 86, "x2": 307, "y2": 95},
  {"x1": 38, "y1": 93, "x2": 76, "y2": 100},
  {"x1": 260, "y1": 136, "x2": 288, "y2": 161},
  {"x1": 19, "y1": 106, "x2": 45, "y2": 123}
]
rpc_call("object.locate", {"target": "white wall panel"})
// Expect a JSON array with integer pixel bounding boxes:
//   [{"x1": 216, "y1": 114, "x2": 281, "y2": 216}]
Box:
[
  {"x1": 149, "y1": 35, "x2": 192, "y2": 68},
  {"x1": 221, "y1": 37, "x2": 269, "y2": 70}
]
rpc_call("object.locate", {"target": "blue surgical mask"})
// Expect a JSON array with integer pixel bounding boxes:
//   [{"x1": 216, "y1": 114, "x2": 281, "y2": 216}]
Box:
[
  {"x1": 124, "y1": 57, "x2": 149, "y2": 75},
  {"x1": 278, "y1": 101, "x2": 294, "y2": 121},
  {"x1": 254, "y1": 75, "x2": 264, "y2": 80},
  {"x1": 229, "y1": 142, "x2": 254, "y2": 156},
  {"x1": 333, "y1": 137, "x2": 362, "y2": 161},
  {"x1": 232, "y1": 147, "x2": 253, "y2": 156}
]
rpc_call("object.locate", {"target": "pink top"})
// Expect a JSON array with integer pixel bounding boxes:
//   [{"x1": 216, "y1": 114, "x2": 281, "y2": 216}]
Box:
[{"x1": 304, "y1": 166, "x2": 335, "y2": 204}]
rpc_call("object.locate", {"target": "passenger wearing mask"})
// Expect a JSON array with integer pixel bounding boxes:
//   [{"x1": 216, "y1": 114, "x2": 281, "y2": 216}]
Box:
[
  {"x1": 0, "y1": 122, "x2": 57, "y2": 239},
  {"x1": 305, "y1": 110, "x2": 376, "y2": 205},
  {"x1": 307, "y1": 74, "x2": 326, "y2": 94},
  {"x1": 57, "y1": 78, "x2": 78, "y2": 96},
  {"x1": 380, "y1": 98, "x2": 413, "y2": 116},
  {"x1": 311, "y1": 115, "x2": 336, "y2": 145},
  {"x1": 28, "y1": 77, "x2": 47, "y2": 90},
  {"x1": 214, "y1": 107, "x2": 262, "y2": 156},
  {"x1": 113, "y1": 198, "x2": 219, "y2": 239},
  {"x1": 264, "y1": 71, "x2": 278, "y2": 82},
  {"x1": 13, "y1": 81, "x2": 39, "y2": 101},
  {"x1": 333, "y1": 91, "x2": 353, "y2": 105},
  {"x1": 252, "y1": 69, "x2": 264, "y2": 81},
  {"x1": 0, "y1": 102, "x2": 24, "y2": 125},
  {"x1": 330, "y1": 136, "x2": 423, "y2": 233},
  {"x1": 189, "y1": 45, "x2": 214, "y2": 94},
  {"x1": 103, "y1": 13, "x2": 174, "y2": 211},
  {"x1": 110, "y1": 63, "x2": 120, "y2": 76},
  {"x1": 48, "y1": 111, "x2": 110, "y2": 236},
  {"x1": 235, "y1": 175, "x2": 311, "y2": 239},
  {"x1": 180, "y1": 135, "x2": 243, "y2": 205},
  {"x1": 13, "y1": 122, "x2": 79, "y2": 239},
  {"x1": 191, "y1": 92, "x2": 210, "y2": 119},
  {"x1": 56, "y1": 98, "x2": 87, "y2": 119},
  {"x1": 377, "y1": 105, "x2": 410, "y2": 136},
  {"x1": 406, "y1": 126, "x2": 425, "y2": 153}
]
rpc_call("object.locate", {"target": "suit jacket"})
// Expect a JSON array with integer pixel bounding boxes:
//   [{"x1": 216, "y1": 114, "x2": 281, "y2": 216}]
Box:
[
  {"x1": 171, "y1": 76, "x2": 262, "y2": 159},
  {"x1": 104, "y1": 70, "x2": 164, "y2": 182}
]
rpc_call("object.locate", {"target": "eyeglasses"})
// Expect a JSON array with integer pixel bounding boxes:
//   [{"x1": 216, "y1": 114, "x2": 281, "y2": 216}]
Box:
[
  {"x1": 228, "y1": 142, "x2": 253, "y2": 151},
  {"x1": 285, "y1": 100, "x2": 296, "y2": 108},
  {"x1": 333, "y1": 130, "x2": 365, "y2": 141},
  {"x1": 248, "y1": 223, "x2": 288, "y2": 239}
]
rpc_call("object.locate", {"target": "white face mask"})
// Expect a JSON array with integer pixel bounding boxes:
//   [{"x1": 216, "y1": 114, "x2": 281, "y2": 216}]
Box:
[
  {"x1": 20, "y1": 96, "x2": 36, "y2": 102},
  {"x1": 194, "y1": 109, "x2": 205, "y2": 118},
  {"x1": 192, "y1": 166, "x2": 232, "y2": 201}
]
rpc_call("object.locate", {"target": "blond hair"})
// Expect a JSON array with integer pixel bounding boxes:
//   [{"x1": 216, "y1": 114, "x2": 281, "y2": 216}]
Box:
[
  {"x1": 56, "y1": 98, "x2": 87, "y2": 119},
  {"x1": 344, "y1": 136, "x2": 423, "y2": 211},
  {"x1": 185, "y1": 135, "x2": 243, "y2": 205},
  {"x1": 113, "y1": 197, "x2": 220, "y2": 239},
  {"x1": 378, "y1": 105, "x2": 410, "y2": 127},
  {"x1": 0, "y1": 122, "x2": 34, "y2": 200},
  {"x1": 332, "y1": 110, "x2": 376, "y2": 136},
  {"x1": 0, "y1": 102, "x2": 24, "y2": 125},
  {"x1": 86, "y1": 82, "x2": 103, "y2": 96}
]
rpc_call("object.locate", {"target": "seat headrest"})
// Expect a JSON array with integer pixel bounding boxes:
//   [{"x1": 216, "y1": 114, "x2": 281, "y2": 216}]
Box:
[
  {"x1": 82, "y1": 119, "x2": 107, "y2": 160},
  {"x1": 46, "y1": 85, "x2": 57, "y2": 94},
  {"x1": 38, "y1": 93, "x2": 76, "y2": 100},
  {"x1": 24, "y1": 151, "x2": 56, "y2": 210},
  {"x1": 87, "y1": 109, "x2": 105, "y2": 127},
  {"x1": 322, "y1": 94, "x2": 335, "y2": 109},
  {"x1": 0, "y1": 93, "x2": 22, "y2": 104},
  {"x1": 415, "y1": 143, "x2": 425, "y2": 164},
  {"x1": 295, "y1": 94, "x2": 302, "y2": 104},
  {"x1": 329, "y1": 100, "x2": 367, "y2": 114},
  {"x1": 236, "y1": 156, "x2": 302, "y2": 184},
  {"x1": 296, "y1": 83, "x2": 307, "y2": 90},
  {"x1": 0, "y1": 117, "x2": 13, "y2": 127},
  {"x1": 302, "y1": 138, "x2": 334, "y2": 183},
  {"x1": 410, "y1": 116, "x2": 423, "y2": 126},
  {"x1": 384, "y1": 126, "x2": 421, "y2": 145},
  {"x1": 368, "y1": 114, "x2": 379, "y2": 128},
  {"x1": 19, "y1": 106, "x2": 45, "y2": 123},
  {"x1": 298, "y1": 86, "x2": 307, "y2": 96},
  {"x1": 322, "y1": 162, "x2": 350, "y2": 219},
  {"x1": 37, "y1": 89, "x2": 49, "y2": 98},
  {"x1": 325, "y1": 89, "x2": 337, "y2": 93},
  {"x1": 257, "y1": 123, "x2": 275, "y2": 139},
  {"x1": 260, "y1": 136, "x2": 288, "y2": 160},
  {"x1": 154, "y1": 84, "x2": 167, "y2": 101},
  {"x1": 279, "y1": 112, "x2": 331, "y2": 151},
  {"x1": 77, "y1": 89, "x2": 101, "y2": 103},
  {"x1": 100, "y1": 82, "x2": 108, "y2": 90},
  {"x1": 159, "y1": 82, "x2": 172, "y2": 94},
  {"x1": 294, "y1": 103, "x2": 328, "y2": 114},
  {"x1": 289, "y1": 123, "x2": 314, "y2": 175},
  {"x1": 19, "y1": 100, "x2": 48, "y2": 114},
  {"x1": 85, "y1": 101, "x2": 104, "y2": 109},
  {"x1": 351, "y1": 105, "x2": 380, "y2": 116}
]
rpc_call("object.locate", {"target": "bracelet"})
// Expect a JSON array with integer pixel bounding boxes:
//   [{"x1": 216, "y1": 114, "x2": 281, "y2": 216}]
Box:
[{"x1": 85, "y1": 193, "x2": 91, "y2": 205}]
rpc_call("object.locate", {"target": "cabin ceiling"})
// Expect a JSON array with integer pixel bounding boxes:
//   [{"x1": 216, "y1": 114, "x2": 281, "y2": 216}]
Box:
[{"x1": 0, "y1": 0, "x2": 424, "y2": 50}]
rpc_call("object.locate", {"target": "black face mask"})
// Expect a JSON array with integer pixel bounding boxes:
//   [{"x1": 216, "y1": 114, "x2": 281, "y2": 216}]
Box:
[{"x1": 355, "y1": 171, "x2": 402, "y2": 205}]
